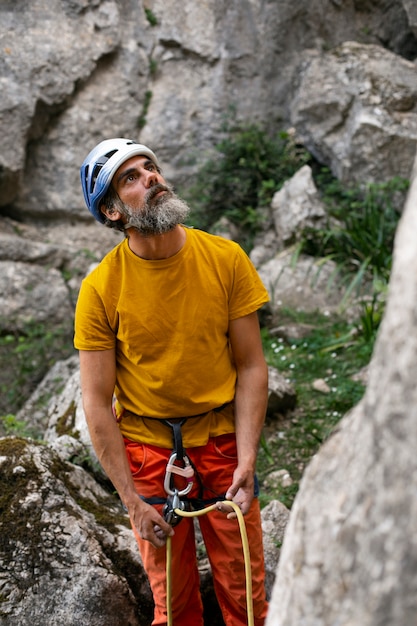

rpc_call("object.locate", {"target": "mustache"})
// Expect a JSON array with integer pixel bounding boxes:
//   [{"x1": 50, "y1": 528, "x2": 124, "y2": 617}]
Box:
[{"x1": 145, "y1": 183, "x2": 170, "y2": 203}]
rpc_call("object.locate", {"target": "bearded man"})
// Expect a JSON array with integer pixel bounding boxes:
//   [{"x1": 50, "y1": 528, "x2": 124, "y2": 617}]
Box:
[{"x1": 75, "y1": 138, "x2": 269, "y2": 626}]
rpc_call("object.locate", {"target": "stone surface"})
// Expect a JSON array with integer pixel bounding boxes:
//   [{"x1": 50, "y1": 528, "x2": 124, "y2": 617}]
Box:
[
  {"x1": 271, "y1": 165, "x2": 327, "y2": 246},
  {"x1": 0, "y1": 221, "x2": 122, "y2": 332},
  {"x1": 0, "y1": 261, "x2": 73, "y2": 332},
  {"x1": 292, "y1": 41, "x2": 417, "y2": 184},
  {"x1": 0, "y1": 437, "x2": 152, "y2": 626},
  {"x1": 261, "y1": 499, "x2": 290, "y2": 598},
  {"x1": 15, "y1": 355, "x2": 80, "y2": 438},
  {"x1": 267, "y1": 366, "x2": 297, "y2": 416},
  {"x1": 403, "y1": 0, "x2": 417, "y2": 37},
  {"x1": 0, "y1": 1, "x2": 416, "y2": 220},
  {"x1": 257, "y1": 249, "x2": 345, "y2": 316}
]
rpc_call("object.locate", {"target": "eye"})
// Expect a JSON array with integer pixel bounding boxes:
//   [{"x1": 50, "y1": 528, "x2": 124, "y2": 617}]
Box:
[{"x1": 124, "y1": 172, "x2": 138, "y2": 184}]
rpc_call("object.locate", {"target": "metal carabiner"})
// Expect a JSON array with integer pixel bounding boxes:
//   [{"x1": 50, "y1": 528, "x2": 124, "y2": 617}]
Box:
[
  {"x1": 163, "y1": 490, "x2": 186, "y2": 527},
  {"x1": 164, "y1": 452, "x2": 194, "y2": 497}
]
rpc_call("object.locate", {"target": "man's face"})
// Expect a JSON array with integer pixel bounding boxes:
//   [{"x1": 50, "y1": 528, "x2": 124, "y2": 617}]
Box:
[
  {"x1": 111, "y1": 155, "x2": 190, "y2": 235},
  {"x1": 113, "y1": 155, "x2": 166, "y2": 209}
]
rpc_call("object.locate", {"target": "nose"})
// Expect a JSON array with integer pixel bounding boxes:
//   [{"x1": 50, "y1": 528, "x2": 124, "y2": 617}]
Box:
[{"x1": 144, "y1": 168, "x2": 159, "y2": 188}]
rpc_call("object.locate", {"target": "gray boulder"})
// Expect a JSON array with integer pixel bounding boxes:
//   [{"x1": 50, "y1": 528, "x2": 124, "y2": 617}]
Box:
[
  {"x1": 257, "y1": 249, "x2": 345, "y2": 317},
  {"x1": 0, "y1": 437, "x2": 152, "y2": 626},
  {"x1": 261, "y1": 500, "x2": 291, "y2": 598},
  {"x1": 271, "y1": 165, "x2": 327, "y2": 247},
  {"x1": 292, "y1": 41, "x2": 417, "y2": 185},
  {"x1": 267, "y1": 366, "x2": 297, "y2": 416},
  {"x1": 0, "y1": 261, "x2": 73, "y2": 332}
]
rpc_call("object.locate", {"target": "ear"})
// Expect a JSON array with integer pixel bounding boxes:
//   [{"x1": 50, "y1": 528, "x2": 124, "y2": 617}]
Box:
[{"x1": 100, "y1": 205, "x2": 123, "y2": 222}]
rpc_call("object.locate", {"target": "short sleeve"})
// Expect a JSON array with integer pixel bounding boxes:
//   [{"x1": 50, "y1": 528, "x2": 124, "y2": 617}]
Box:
[
  {"x1": 74, "y1": 279, "x2": 116, "y2": 350},
  {"x1": 228, "y1": 246, "x2": 269, "y2": 320}
]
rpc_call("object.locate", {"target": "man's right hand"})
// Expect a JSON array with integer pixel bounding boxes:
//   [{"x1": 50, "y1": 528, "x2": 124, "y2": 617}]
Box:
[{"x1": 129, "y1": 497, "x2": 175, "y2": 548}]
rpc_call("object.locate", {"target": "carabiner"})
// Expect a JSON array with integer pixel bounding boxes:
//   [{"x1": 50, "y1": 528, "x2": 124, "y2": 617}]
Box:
[
  {"x1": 163, "y1": 490, "x2": 186, "y2": 526},
  {"x1": 164, "y1": 452, "x2": 194, "y2": 496}
]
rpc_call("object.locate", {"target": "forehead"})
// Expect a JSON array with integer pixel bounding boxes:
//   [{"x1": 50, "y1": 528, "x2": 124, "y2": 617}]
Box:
[{"x1": 116, "y1": 154, "x2": 149, "y2": 175}]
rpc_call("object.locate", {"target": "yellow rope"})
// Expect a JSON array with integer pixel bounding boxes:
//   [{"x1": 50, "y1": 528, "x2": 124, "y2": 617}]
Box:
[{"x1": 165, "y1": 500, "x2": 254, "y2": 626}]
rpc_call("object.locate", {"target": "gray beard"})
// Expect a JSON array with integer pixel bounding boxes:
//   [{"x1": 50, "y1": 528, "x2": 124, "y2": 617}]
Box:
[{"x1": 121, "y1": 184, "x2": 191, "y2": 235}]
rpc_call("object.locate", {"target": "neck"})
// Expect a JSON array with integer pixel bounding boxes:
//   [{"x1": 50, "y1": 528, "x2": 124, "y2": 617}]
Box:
[{"x1": 126, "y1": 224, "x2": 186, "y2": 260}]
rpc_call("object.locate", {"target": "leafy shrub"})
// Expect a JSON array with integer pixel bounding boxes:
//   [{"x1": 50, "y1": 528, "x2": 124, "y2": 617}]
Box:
[
  {"x1": 184, "y1": 122, "x2": 311, "y2": 246},
  {"x1": 144, "y1": 8, "x2": 158, "y2": 26},
  {"x1": 308, "y1": 173, "x2": 408, "y2": 280},
  {"x1": 301, "y1": 174, "x2": 409, "y2": 313}
]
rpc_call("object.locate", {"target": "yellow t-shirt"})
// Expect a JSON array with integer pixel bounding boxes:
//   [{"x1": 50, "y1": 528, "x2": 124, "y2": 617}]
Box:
[{"x1": 74, "y1": 227, "x2": 269, "y2": 447}]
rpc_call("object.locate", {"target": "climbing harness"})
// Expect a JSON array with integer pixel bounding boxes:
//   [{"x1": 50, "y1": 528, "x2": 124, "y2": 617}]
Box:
[
  {"x1": 159, "y1": 415, "x2": 254, "y2": 626},
  {"x1": 161, "y1": 418, "x2": 195, "y2": 526}
]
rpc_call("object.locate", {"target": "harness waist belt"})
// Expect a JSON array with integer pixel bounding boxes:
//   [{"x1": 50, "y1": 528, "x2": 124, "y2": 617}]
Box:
[{"x1": 123, "y1": 401, "x2": 232, "y2": 424}]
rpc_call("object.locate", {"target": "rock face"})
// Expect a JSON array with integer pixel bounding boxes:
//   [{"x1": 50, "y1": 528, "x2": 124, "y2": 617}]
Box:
[
  {"x1": 0, "y1": 219, "x2": 122, "y2": 334},
  {"x1": 0, "y1": 0, "x2": 416, "y2": 221},
  {"x1": 265, "y1": 151, "x2": 417, "y2": 625},
  {"x1": 0, "y1": 261, "x2": 72, "y2": 331},
  {"x1": 292, "y1": 42, "x2": 417, "y2": 184},
  {"x1": 0, "y1": 437, "x2": 153, "y2": 626}
]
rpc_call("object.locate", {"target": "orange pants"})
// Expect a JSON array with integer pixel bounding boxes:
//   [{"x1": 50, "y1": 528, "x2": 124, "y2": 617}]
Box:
[{"x1": 124, "y1": 434, "x2": 268, "y2": 626}]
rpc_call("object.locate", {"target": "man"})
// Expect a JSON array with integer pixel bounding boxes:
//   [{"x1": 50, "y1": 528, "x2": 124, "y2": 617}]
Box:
[{"x1": 75, "y1": 138, "x2": 269, "y2": 625}]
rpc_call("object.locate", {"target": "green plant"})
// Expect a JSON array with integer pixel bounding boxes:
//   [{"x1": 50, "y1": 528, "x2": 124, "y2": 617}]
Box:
[
  {"x1": 144, "y1": 8, "x2": 158, "y2": 26},
  {"x1": 149, "y1": 58, "x2": 158, "y2": 77},
  {"x1": 0, "y1": 414, "x2": 32, "y2": 437},
  {"x1": 183, "y1": 122, "x2": 311, "y2": 249},
  {"x1": 309, "y1": 174, "x2": 407, "y2": 276},
  {"x1": 137, "y1": 90, "x2": 153, "y2": 130},
  {"x1": 301, "y1": 174, "x2": 408, "y2": 307},
  {"x1": 359, "y1": 291, "x2": 385, "y2": 342}
]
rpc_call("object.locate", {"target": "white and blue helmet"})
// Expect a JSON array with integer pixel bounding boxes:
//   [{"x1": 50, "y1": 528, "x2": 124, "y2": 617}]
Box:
[{"x1": 80, "y1": 138, "x2": 160, "y2": 223}]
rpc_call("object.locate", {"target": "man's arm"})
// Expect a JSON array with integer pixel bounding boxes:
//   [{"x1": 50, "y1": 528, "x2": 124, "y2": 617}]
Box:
[
  {"x1": 79, "y1": 349, "x2": 174, "y2": 547},
  {"x1": 220, "y1": 311, "x2": 268, "y2": 518}
]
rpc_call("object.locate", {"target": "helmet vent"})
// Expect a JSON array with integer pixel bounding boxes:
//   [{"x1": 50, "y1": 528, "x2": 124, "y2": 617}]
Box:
[{"x1": 90, "y1": 149, "x2": 119, "y2": 193}]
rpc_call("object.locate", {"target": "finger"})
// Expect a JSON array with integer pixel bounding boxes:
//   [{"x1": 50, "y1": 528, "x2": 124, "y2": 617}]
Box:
[
  {"x1": 216, "y1": 499, "x2": 242, "y2": 517},
  {"x1": 152, "y1": 524, "x2": 169, "y2": 545},
  {"x1": 153, "y1": 524, "x2": 165, "y2": 539},
  {"x1": 153, "y1": 521, "x2": 175, "y2": 538},
  {"x1": 225, "y1": 486, "x2": 238, "y2": 501},
  {"x1": 216, "y1": 499, "x2": 234, "y2": 513}
]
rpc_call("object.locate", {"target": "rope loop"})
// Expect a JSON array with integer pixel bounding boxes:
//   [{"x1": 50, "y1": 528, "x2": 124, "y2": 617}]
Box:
[{"x1": 166, "y1": 500, "x2": 254, "y2": 626}]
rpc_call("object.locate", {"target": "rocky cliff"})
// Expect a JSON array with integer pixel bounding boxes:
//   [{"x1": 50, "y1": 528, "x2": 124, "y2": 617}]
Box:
[{"x1": 1, "y1": 0, "x2": 416, "y2": 222}]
